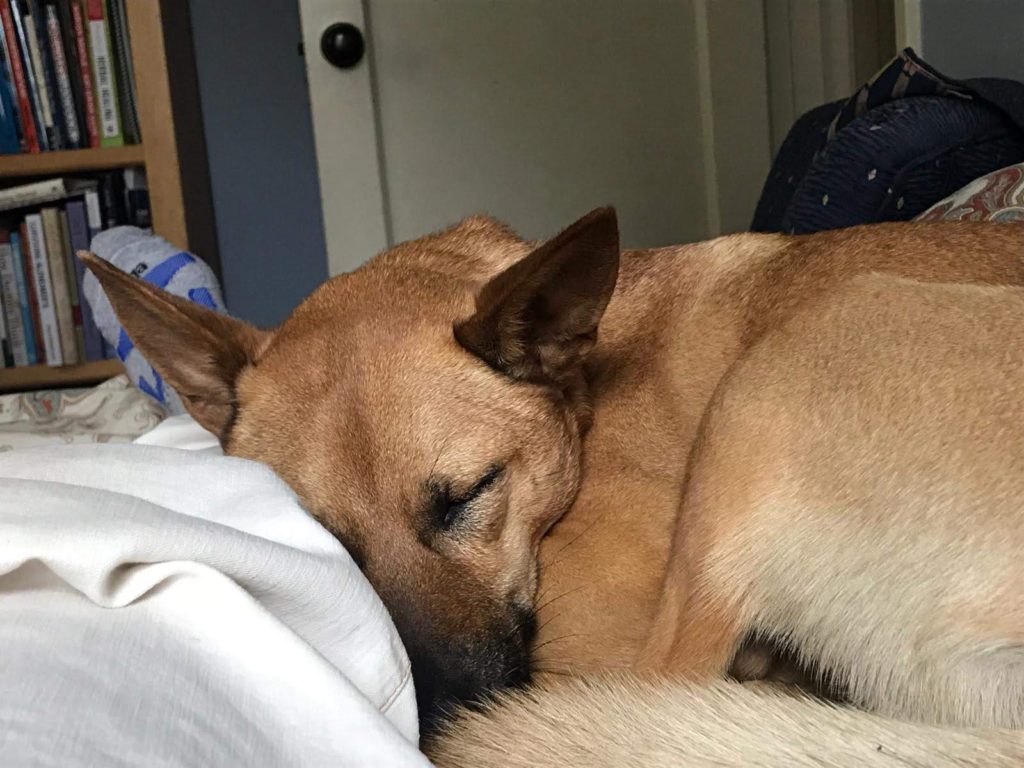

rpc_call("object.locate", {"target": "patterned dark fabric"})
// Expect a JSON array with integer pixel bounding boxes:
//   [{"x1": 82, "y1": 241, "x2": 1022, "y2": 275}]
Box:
[{"x1": 751, "y1": 49, "x2": 1024, "y2": 234}]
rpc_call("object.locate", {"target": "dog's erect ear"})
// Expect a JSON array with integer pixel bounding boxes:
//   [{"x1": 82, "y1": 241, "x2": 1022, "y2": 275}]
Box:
[
  {"x1": 454, "y1": 207, "x2": 619, "y2": 387},
  {"x1": 81, "y1": 252, "x2": 271, "y2": 440}
]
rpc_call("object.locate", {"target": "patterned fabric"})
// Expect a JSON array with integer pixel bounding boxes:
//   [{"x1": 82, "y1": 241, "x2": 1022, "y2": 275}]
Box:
[
  {"x1": 915, "y1": 162, "x2": 1024, "y2": 222},
  {"x1": 778, "y1": 96, "x2": 1023, "y2": 234},
  {"x1": 0, "y1": 375, "x2": 167, "y2": 451},
  {"x1": 826, "y1": 48, "x2": 973, "y2": 142},
  {"x1": 751, "y1": 48, "x2": 1024, "y2": 235}
]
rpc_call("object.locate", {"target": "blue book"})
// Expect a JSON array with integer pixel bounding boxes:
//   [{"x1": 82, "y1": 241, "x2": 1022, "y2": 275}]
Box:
[
  {"x1": 0, "y1": 58, "x2": 19, "y2": 154},
  {"x1": 8, "y1": 229, "x2": 35, "y2": 364},
  {"x1": 0, "y1": 11, "x2": 22, "y2": 154},
  {"x1": 65, "y1": 199, "x2": 103, "y2": 361}
]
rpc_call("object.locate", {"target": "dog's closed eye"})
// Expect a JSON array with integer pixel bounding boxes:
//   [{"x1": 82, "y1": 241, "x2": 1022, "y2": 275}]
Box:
[{"x1": 435, "y1": 465, "x2": 504, "y2": 531}]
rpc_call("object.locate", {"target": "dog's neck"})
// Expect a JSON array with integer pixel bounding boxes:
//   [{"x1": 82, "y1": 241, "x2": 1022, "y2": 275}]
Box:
[{"x1": 535, "y1": 233, "x2": 787, "y2": 671}]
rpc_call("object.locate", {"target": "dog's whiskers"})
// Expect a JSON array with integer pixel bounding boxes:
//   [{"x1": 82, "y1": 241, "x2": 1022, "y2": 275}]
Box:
[
  {"x1": 534, "y1": 585, "x2": 585, "y2": 615},
  {"x1": 540, "y1": 510, "x2": 608, "y2": 570}
]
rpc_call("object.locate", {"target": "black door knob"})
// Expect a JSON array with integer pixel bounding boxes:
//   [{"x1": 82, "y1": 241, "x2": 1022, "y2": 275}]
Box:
[{"x1": 320, "y1": 22, "x2": 365, "y2": 69}]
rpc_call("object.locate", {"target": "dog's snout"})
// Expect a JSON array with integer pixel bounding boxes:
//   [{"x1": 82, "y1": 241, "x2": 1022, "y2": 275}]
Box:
[{"x1": 408, "y1": 605, "x2": 536, "y2": 737}]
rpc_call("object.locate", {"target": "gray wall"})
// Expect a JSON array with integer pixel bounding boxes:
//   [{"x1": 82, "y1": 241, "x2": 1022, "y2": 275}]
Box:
[
  {"x1": 189, "y1": 0, "x2": 327, "y2": 327},
  {"x1": 920, "y1": 0, "x2": 1024, "y2": 81}
]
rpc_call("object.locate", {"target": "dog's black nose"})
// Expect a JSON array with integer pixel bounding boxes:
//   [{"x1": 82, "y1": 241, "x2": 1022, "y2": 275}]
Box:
[{"x1": 409, "y1": 609, "x2": 536, "y2": 738}]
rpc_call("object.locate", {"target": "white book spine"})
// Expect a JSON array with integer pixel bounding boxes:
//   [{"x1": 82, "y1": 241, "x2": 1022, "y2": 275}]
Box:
[
  {"x1": 0, "y1": 243, "x2": 28, "y2": 366},
  {"x1": 0, "y1": 178, "x2": 66, "y2": 212},
  {"x1": 84, "y1": 189, "x2": 102, "y2": 238},
  {"x1": 25, "y1": 214, "x2": 62, "y2": 366},
  {"x1": 23, "y1": 16, "x2": 54, "y2": 136}
]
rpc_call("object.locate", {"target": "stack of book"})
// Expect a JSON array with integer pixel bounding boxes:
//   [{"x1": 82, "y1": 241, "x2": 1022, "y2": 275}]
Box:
[
  {"x1": 0, "y1": 0, "x2": 139, "y2": 154},
  {"x1": 0, "y1": 168, "x2": 148, "y2": 368}
]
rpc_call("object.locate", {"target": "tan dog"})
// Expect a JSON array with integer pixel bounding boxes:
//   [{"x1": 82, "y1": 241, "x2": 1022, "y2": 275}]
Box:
[{"x1": 84, "y1": 210, "x2": 1024, "y2": 763}]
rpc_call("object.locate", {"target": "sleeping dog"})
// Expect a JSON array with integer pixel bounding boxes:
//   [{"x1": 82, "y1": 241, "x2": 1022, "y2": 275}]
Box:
[{"x1": 84, "y1": 210, "x2": 1024, "y2": 764}]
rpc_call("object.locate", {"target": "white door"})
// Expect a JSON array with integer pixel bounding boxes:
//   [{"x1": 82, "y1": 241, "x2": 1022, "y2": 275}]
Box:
[{"x1": 299, "y1": 1, "x2": 882, "y2": 276}]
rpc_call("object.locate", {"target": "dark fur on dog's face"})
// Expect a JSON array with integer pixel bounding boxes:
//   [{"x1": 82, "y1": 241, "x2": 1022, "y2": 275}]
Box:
[{"x1": 82, "y1": 208, "x2": 619, "y2": 734}]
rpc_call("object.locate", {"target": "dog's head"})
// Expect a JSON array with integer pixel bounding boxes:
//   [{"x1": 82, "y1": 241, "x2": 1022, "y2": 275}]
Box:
[{"x1": 83, "y1": 208, "x2": 619, "y2": 731}]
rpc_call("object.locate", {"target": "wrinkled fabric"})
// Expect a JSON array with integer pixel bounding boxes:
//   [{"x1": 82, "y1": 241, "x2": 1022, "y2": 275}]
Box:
[{"x1": 0, "y1": 415, "x2": 428, "y2": 767}]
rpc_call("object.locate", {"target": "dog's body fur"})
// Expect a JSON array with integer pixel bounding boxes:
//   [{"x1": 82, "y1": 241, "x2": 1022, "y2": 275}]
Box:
[
  {"x1": 86, "y1": 214, "x2": 1024, "y2": 764},
  {"x1": 430, "y1": 676, "x2": 1024, "y2": 767}
]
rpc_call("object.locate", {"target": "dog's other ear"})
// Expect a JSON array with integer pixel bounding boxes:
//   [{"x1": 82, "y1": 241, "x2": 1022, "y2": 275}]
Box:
[
  {"x1": 80, "y1": 252, "x2": 271, "y2": 440},
  {"x1": 454, "y1": 207, "x2": 619, "y2": 387}
]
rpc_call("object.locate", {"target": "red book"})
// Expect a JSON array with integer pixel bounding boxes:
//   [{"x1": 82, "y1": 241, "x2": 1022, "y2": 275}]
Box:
[
  {"x1": 69, "y1": 0, "x2": 97, "y2": 147},
  {"x1": 19, "y1": 220, "x2": 44, "y2": 362},
  {"x1": 0, "y1": 3, "x2": 40, "y2": 152}
]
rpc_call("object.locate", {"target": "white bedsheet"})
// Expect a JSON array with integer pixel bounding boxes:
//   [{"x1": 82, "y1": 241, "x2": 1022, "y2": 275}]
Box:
[{"x1": 0, "y1": 416, "x2": 429, "y2": 766}]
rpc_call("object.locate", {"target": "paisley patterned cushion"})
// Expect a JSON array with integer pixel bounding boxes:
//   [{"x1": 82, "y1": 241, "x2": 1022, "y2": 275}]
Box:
[
  {"x1": 915, "y1": 162, "x2": 1024, "y2": 222},
  {"x1": 0, "y1": 374, "x2": 166, "y2": 451}
]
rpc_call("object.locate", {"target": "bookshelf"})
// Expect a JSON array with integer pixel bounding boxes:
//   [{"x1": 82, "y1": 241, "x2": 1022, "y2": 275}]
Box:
[{"x1": 0, "y1": 1, "x2": 216, "y2": 394}]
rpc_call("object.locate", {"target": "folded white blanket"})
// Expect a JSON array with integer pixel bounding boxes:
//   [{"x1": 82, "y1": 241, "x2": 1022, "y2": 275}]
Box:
[{"x1": 0, "y1": 416, "x2": 428, "y2": 766}]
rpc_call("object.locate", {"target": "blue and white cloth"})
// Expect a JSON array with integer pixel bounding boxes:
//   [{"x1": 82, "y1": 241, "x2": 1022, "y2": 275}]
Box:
[{"x1": 83, "y1": 227, "x2": 226, "y2": 415}]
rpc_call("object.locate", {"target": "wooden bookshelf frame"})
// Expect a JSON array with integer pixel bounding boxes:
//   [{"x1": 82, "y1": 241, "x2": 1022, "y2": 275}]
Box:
[{"x1": 0, "y1": 1, "x2": 217, "y2": 394}]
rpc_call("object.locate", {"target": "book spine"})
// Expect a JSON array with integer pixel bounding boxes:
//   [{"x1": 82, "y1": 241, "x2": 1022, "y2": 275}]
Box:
[
  {"x1": 0, "y1": 238, "x2": 25, "y2": 365},
  {"x1": 84, "y1": 0, "x2": 119, "y2": 147},
  {"x1": 58, "y1": 207, "x2": 83, "y2": 359},
  {"x1": 23, "y1": 3, "x2": 58, "y2": 149},
  {"x1": 83, "y1": 187, "x2": 101, "y2": 238},
  {"x1": 44, "y1": 3, "x2": 79, "y2": 147},
  {"x1": 28, "y1": 0, "x2": 64, "y2": 148},
  {"x1": 122, "y1": 167, "x2": 149, "y2": 228},
  {"x1": 2, "y1": 2, "x2": 38, "y2": 151},
  {"x1": 0, "y1": 6, "x2": 33, "y2": 152},
  {"x1": 40, "y1": 205, "x2": 75, "y2": 363},
  {"x1": 68, "y1": 0, "x2": 96, "y2": 147},
  {"x1": 18, "y1": 221, "x2": 42, "y2": 361},
  {"x1": 65, "y1": 199, "x2": 102, "y2": 360},
  {"x1": 105, "y1": 0, "x2": 134, "y2": 142},
  {"x1": 97, "y1": 169, "x2": 123, "y2": 226},
  {"x1": 56, "y1": 0, "x2": 85, "y2": 148},
  {"x1": 0, "y1": 53, "x2": 20, "y2": 154},
  {"x1": 9, "y1": 229, "x2": 36, "y2": 363},
  {"x1": 24, "y1": 213, "x2": 58, "y2": 365},
  {"x1": 0, "y1": 278, "x2": 8, "y2": 367},
  {"x1": 0, "y1": 176, "x2": 63, "y2": 212}
]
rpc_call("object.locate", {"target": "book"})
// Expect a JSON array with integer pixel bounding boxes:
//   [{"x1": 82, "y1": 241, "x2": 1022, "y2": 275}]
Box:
[
  {"x1": 66, "y1": 0, "x2": 97, "y2": 147},
  {"x1": 65, "y1": 198, "x2": 101, "y2": 360},
  {"x1": 0, "y1": 41, "x2": 20, "y2": 154},
  {"x1": 29, "y1": 0, "x2": 67, "y2": 149},
  {"x1": 8, "y1": 0, "x2": 47, "y2": 150},
  {"x1": 97, "y1": 168, "x2": 123, "y2": 226},
  {"x1": 58, "y1": 207, "x2": 84, "y2": 358},
  {"x1": 0, "y1": 236, "x2": 25, "y2": 364},
  {"x1": 23, "y1": 213, "x2": 58, "y2": 364},
  {"x1": 0, "y1": 1, "x2": 37, "y2": 152},
  {"x1": 122, "y1": 166, "x2": 149, "y2": 227},
  {"x1": 0, "y1": 280, "x2": 8, "y2": 366},
  {"x1": 83, "y1": 186, "x2": 100, "y2": 239},
  {"x1": 9, "y1": 228, "x2": 36, "y2": 363},
  {"x1": 40, "y1": 205, "x2": 75, "y2": 363},
  {"x1": 21, "y1": 2, "x2": 59, "y2": 149},
  {"x1": 18, "y1": 220, "x2": 41, "y2": 361},
  {"x1": 0, "y1": 176, "x2": 95, "y2": 212},
  {"x1": 105, "y1": 0, "x2": 134, "y2": 143},
  {"x1": 42, "y1": 1, "x2": 80, "y2": 147},
  {"x1": 84, "y1": 0, "x2": 120, "y2": 147}
]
